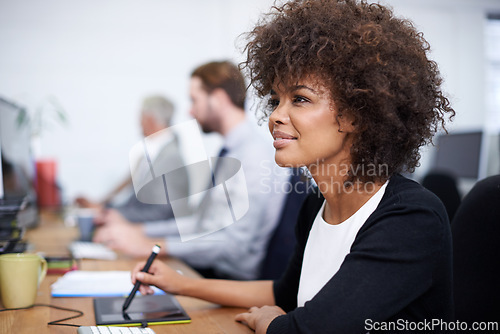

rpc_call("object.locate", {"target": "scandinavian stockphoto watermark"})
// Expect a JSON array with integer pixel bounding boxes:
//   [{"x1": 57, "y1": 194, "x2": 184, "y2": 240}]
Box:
[
  {"x1": 129, "y1": 119, "x2": 248, "y2": 241},
  {"x1": 365, "y1": 318, "x2": 499, "y2": 332},
  {"x1": 259, "y1": 159, "x2": 390, "y2": 196}
]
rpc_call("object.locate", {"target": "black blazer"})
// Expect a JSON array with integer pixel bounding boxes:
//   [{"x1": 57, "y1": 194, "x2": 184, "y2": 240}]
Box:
[{"x1": 269, "y1": 174, "x2": 454, "y2": 333}]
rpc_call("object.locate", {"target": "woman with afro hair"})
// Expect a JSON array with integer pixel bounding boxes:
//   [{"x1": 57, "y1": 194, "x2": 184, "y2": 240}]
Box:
[{"x1": 131, "y1": 0, "x2": 455, "y2": 332}]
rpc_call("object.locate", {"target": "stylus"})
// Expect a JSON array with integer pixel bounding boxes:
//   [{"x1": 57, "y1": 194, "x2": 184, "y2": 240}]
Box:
[{"x1": 122, "y1": 244, "x2": 161, "y2": 312}]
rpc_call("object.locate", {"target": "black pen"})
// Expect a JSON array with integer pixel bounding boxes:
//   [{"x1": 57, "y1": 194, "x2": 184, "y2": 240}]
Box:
[{"x1": 122, "y1": 244, "x2": 161, "y2": 312}]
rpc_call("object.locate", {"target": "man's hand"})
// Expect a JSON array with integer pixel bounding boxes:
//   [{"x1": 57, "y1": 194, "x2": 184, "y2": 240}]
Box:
[
  {"x1": 235, "y1": 305, "x2": 285, "y2": 334},
  {"x1": 93, "y1": 208, "x2": 128, "y2": 226},
  {"x1": 75, "y1": 196, "x2": 103, "y2": 210},
  {"x1": 92, "y1": 209, "x2": 154, "y2": 257}
]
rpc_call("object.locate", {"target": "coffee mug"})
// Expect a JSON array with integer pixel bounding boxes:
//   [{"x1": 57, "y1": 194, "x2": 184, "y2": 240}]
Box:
[
  {"x1": 0, "y1": 253, "x2": 47, "y2": 308},
  {"x1": 76, "y1": 208, "x2": 96, "y2": 242}
]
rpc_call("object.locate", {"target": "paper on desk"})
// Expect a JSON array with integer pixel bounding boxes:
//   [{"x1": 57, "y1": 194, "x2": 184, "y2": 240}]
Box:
[{"x1": 51, "y1": 270, "x2": 165, "y2": 297}]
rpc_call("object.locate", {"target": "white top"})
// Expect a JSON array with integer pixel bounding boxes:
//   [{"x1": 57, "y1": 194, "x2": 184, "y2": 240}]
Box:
[{"x1": 297, "y1": 181, "x2": 388, "y2": 307}]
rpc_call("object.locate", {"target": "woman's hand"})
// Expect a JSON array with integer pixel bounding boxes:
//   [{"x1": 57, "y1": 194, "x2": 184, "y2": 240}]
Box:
[
  {"x1": 235, "y1": 305, "x2": 286, "y2": 334},
  {"x1": 131, "y1": 260, "x2": 190, "y2": 295}
]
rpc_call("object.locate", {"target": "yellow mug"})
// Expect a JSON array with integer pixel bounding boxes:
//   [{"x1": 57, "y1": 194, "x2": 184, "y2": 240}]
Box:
[{"x1": 0, "y1": 253, "x2": 47, "y2": 308}]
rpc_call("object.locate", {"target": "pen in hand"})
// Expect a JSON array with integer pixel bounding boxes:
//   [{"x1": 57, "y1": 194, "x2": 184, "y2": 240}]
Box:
[{"x1": 122, "y1": 244, "x2": 161, "y2": 312}]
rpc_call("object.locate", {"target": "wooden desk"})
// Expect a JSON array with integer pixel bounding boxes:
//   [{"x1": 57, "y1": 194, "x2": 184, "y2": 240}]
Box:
[{"x1": 0, "y1": 211, "x2": 253, "y2": 334}]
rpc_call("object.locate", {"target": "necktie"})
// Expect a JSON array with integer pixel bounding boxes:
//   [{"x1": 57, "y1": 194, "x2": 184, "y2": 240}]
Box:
[
  {"x1": 195, "y1": 147, "x2": 229, "y2": 227},
  {"x1": 212, "y1": 147, "x2": 228, "y2": 186}
]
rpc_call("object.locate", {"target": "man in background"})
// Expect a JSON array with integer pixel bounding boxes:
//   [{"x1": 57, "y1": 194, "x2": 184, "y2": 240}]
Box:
[
  {"x1": 76, "y1": 95, "x2": 190, "y2": 222},
  {"x1": 94, "y1": 61, "x2": 290, "y2": 280}
]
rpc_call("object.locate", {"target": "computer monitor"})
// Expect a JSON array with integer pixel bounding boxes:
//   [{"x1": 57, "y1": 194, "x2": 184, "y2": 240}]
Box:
[
  {"x1": 433, "y1": 131, "x2": 483, "y2": 179},
  {"x1": 0, "y1": 97, "x2": 38, "y2": 227}
]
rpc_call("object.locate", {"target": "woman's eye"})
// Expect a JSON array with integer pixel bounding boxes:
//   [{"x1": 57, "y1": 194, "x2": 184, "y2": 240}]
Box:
[{"x1": 293, "y1": 96, "x2": 309, "y2": 104}]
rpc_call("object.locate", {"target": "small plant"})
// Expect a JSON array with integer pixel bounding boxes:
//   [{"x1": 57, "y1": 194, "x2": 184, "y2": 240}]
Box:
[{"x1": 17, "y1": 95, "x2": 68, "y2": 137}]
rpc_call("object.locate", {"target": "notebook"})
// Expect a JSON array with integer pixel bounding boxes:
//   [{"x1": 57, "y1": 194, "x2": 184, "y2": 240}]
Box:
[
  {"x1": 51, "y1": 271, "x2": 165, "y2": 297},
  {"x1": 69, "y1": 241, "x2": 117, "y2": 260},
  {"x1": 93, "y1": 294, "x2": 191, "y2": 326}
]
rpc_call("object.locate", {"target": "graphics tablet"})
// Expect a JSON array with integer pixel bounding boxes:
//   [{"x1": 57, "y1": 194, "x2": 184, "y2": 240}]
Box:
[{"x1": 93, "y1": 294, "x2": 191, "y2": 326}]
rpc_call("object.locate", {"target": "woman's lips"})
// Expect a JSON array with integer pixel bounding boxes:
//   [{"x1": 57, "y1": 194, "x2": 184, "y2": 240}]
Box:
[{"x1": 272, "y1": 130, "x2": 297, "y2": 149}]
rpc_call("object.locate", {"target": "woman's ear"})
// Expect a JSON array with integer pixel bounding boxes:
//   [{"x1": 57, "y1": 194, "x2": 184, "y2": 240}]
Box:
[{"x1": 337, "y1": 112, "x2": 356, "y2": 134}]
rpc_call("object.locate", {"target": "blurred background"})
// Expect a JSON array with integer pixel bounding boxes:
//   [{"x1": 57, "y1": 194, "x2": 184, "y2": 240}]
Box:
[{"x1": 0, "y1": 0, "x2": 499, "y2": 204}]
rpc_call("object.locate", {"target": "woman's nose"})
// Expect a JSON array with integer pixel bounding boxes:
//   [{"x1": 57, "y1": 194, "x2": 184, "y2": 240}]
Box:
[{"x1": 269, "y1": 103, "x2": 289, "y2": 126}]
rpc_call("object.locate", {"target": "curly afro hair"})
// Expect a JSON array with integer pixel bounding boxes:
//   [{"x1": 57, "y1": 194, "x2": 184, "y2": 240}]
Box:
[{"x1": 241, "y1": 0, "x2": 455, "y2": 183}]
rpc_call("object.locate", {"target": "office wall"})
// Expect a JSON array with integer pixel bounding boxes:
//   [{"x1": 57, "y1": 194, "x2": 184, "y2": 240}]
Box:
[
  {"x1": 0, "y1": 0, "x2": 272, "y2": 201},
  {"x1": 0, "y1": 0, "x2": 499, "y2": 201}
]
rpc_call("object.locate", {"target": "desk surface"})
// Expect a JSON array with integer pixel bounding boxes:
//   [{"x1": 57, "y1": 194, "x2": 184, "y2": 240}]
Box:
[{"x1": 0, "y1": 211, "x2": 253, "y2": 334}]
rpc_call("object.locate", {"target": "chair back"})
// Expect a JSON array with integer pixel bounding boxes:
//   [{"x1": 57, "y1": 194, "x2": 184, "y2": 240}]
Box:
[
  {"x1": 422, "y1": 170, "x2": 461, "y2": 222},
  {"x1": 452, "y1": 175, "x2": 500, "y2": 323}
]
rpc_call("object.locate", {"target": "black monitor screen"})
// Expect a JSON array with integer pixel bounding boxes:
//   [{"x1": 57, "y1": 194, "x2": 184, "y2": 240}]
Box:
[
  {"x1": 434, "y1": 131, "x2": 483, "y2": 179},
  {"x1": 0, "y1": 97, "x2": 35, "y2": 200}
]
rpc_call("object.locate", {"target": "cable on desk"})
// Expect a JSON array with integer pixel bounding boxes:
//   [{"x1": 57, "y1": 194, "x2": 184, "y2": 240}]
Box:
[{"x1": 0, "y1": 303, "x2": 84, "y2": 327}]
